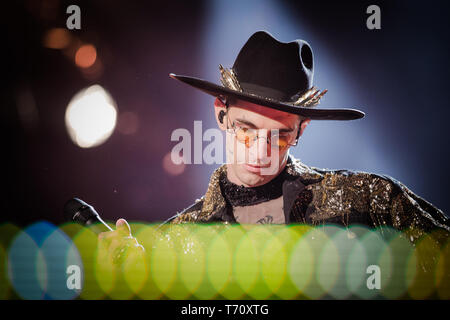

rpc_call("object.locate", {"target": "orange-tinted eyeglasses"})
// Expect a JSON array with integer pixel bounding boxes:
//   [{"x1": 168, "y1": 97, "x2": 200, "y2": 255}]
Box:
[{"x1": 226, "y1": 113, "x2": 300, "y2": 149}]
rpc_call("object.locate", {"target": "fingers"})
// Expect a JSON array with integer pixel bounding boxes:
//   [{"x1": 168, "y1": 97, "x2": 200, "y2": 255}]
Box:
[
  {"x1": 98, "y1": 218, "x2": 130, "y2": 241},
  {"x1": 96, "y1": 218, "x2": 144, "y2": 266},
  {"x1": 116, "y1": 218, "x2": 131, "y2": 236},
  {"x1": 98, "y1": 230, "x2": 115, "y2": 242},
  {"x1": 110, "y1": 237, "x2": 143, "y2": 265}
]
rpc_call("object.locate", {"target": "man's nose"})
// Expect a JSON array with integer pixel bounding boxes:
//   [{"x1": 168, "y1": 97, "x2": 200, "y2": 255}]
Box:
[{"x1": 254, "y1": 132, "x2": 271, "y2": 163}]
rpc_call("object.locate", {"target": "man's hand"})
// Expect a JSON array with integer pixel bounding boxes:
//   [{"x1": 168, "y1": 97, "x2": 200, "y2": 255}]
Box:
[{"x1": 98, "y1": 218, "x2": 145, "y2": 266}]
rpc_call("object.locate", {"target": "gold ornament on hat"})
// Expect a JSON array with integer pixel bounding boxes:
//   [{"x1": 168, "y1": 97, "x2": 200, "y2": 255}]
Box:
[
  {"x1": 219, "y1": 65, "x2": 243, "y2": 92},
  {"x1": 293, "y1": 86, "x2": 328, "y2": 107},
  {"x1": 218, "y1": 65, "x2": 327, "y2": 107}
]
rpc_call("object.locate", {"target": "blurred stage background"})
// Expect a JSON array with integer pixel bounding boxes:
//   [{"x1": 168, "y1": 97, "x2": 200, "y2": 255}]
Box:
[{"x1": 3, "y1": 0, "x2": 450, "y2": 226}]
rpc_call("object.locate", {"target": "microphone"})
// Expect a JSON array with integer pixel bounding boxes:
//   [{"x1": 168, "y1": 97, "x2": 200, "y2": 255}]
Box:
[{"x1": 64, "y1": 198, "x2": 113, "y2": 234}]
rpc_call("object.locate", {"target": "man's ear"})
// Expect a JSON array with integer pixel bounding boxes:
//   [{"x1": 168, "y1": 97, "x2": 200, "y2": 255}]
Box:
[
  {"x1": 214, "y1": 97, "x2": 227, "y2": 131},
  {"x1": 298, "y1": 118, "x2": 311, "y2": 137}
]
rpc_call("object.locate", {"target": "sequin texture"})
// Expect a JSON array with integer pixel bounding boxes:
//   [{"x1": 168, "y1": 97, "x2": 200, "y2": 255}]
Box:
[{"x1": 170, "y1": 155, "x2": 449, "y2": 244}]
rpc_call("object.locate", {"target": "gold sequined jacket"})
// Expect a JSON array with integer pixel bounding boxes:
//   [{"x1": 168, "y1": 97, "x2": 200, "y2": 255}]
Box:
[{"x1": 166, "y1": 155, "x2": 449, "y2": 242}]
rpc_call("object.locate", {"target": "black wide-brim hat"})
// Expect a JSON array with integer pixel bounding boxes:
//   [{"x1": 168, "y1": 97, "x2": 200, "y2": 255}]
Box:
[{"x1": 170, "y1": 31, "x2": 364, "y2": 120}]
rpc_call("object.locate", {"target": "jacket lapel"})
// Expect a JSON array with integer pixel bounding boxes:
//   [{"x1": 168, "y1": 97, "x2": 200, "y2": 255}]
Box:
[{"x1": 282, "y1": 178, "x2": 306, "y2": 223}]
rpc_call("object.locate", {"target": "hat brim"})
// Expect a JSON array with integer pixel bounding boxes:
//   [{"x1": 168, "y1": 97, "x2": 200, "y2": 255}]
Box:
[{"x1": 169, "y1": 73, "x2": 365, "y2": 120}]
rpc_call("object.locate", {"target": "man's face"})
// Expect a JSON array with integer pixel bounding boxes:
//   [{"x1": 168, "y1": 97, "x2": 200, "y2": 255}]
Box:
[{"x1": 218, "y1": 98, "x2": 309, "y2": 187}]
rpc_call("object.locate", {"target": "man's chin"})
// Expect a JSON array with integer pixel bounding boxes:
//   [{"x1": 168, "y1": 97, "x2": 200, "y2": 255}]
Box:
[
  {"x1": 237, "y1": 164, "x2": 275, "y2": 187},
  {"x1": 243, "y1": 163, "x2": 268, "y2": 174}
]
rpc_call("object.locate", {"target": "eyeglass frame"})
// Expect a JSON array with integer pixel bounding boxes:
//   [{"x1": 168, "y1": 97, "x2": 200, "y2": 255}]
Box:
[{"x1": 221, "y1": 98, "x2": 303, "y2": 149}]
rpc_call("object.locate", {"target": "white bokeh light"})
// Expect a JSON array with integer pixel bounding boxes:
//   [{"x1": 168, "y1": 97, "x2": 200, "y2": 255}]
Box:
[{"x1": 65, "y1": 85, "x2": 117, "y2": 148}]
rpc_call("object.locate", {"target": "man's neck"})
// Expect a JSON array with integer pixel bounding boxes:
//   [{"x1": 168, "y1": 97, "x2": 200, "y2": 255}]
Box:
[{"x1": 220, "y1": 161, "x2": 289, "y2": 207}]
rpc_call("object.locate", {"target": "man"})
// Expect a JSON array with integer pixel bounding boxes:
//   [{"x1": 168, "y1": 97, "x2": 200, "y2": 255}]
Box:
[
  {"x1": 166, "y1": 31, "x2": 449, "y2": 237},
  {"x1": 99, "y1": 31, "x2": 449, "y2": 259}
]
